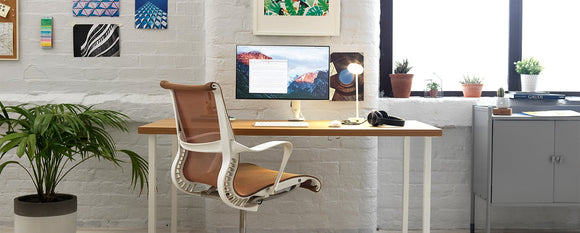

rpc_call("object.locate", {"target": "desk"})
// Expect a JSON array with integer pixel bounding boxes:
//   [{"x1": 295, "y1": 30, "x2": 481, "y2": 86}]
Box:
[{"x1": 138, "y1": 119, "x2": 442, "y2": 233}]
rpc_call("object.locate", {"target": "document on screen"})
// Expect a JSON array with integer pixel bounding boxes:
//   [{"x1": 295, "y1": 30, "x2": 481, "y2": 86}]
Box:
[{"x1": 249, "y1": 59, "x2": 288, "y2": 94}]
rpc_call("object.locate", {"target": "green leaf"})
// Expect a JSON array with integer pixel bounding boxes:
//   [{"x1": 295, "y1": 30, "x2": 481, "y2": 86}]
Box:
[
  {"x1": 265, "y1": 0, "x2": 282, "y2": 15},
  {"x1": 26, "y1": 134, "x2": 36, "y2": 159},
  {"x1": 0, "y1": 101, "x2": 9, "y2": 123},
  {"x1": 0, "y1": 132, "x2": 29, "y2": 146},
  {"x1": 16, "y1": 136, "x2": 28, "y2": 157},
  {"x1": 0, "y1": 161, "x2": 19, "y2": 175},
  {"x1": 317, "y1": 0, "x2": 328, "y2": 12},
  {"x1": 285, "y1": 0, "x2": 296, "y2": 15},
  {"x1": 119, "y1": 149, "x2": 149, "y2": 195},
  {"x1": 264, "y1": 0, "x2": 272, "y2": 14},
  {"x1": 306, "y1": 5, "x2": 324, "y2": 16}
]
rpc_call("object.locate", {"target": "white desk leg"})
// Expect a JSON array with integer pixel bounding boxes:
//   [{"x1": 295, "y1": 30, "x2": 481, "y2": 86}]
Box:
[
  {"x1": 148, "y1": 135, "x2": 157, "y2": 233},
  {"x1": 402, "y1": 136, "x2": 410, "y2": 233},
  {"x1": 423, "y1": 137, "x2": 432, "y2": 233},
  {"x1": 171, "y1": 137, "x2": 178, "y2": 233}
]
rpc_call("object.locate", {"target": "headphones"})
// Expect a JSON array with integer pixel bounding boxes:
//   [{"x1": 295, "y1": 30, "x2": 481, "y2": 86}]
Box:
[{"x1": 367, "y1": 110, "x2": 405, "y2": 127}]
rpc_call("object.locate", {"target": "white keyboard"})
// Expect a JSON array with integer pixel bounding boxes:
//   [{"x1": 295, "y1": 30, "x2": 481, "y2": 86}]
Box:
[{"x1": 253, "y1": 121, "x2": 309, "y2": 127}]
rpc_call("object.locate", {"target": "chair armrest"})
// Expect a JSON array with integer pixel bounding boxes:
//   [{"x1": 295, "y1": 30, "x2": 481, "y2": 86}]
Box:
[
  {"x1": 232, "y1": 141, "x2": 293, "y2": 195},
  {"x1": 180, "y1": 140, "x2": 223, "y2": 153},
  {"x1": 178, "y1": 131, "x2": 223, "y2": 153}
]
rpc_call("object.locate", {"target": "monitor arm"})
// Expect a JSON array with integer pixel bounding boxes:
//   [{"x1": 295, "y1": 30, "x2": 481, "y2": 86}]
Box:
[{"x1": 290, "y1": 100, "x2": 305, "y2": 121}]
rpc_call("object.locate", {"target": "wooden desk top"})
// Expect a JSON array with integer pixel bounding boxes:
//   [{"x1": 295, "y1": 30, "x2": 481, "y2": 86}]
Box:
[{"x1": 138, "y1": 119, "x2": 442, "y2": 137}]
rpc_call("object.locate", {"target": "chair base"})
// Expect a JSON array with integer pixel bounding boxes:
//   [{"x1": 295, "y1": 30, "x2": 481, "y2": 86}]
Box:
[{"x1": 239, "y1": 210, "x2": 246, "y2": 233}]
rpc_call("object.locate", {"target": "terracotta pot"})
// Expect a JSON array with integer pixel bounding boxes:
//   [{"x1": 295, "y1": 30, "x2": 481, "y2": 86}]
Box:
[
  {"x1": 389, "y1": 74, "x2": 414, "y2": 98},
  {"x1": 462, "y1": 84, "x2": 483, "y2": 97},
  {"x1": 429, "y1": 89, "x2": 438, "y2": 97}
]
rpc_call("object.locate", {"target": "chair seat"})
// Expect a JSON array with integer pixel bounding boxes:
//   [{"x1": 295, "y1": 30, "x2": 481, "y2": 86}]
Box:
[{"x1": 234, "y1": 163, "x2": 320, "y2": 197}]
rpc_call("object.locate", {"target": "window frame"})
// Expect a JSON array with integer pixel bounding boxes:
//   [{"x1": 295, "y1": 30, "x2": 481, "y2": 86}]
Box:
[{"x1": 379, "y1": 0, "x2": 580, "y2": 97}]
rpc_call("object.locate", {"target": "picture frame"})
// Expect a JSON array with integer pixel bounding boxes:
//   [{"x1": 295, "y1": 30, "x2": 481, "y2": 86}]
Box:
[
  {"x1": 253, "y1": 0, "x2": 340, "y2": 36},
  {"x1": 0, "y1": 0, "x2": 18, "y2": 60}
]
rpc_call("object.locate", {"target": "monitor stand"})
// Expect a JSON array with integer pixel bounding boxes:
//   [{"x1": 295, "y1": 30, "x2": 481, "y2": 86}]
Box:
[{"x1": 289, "y1": 100, "x2": 305, "y2": 121}]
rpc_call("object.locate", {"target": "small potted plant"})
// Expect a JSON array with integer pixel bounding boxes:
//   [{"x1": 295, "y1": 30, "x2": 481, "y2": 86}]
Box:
[
  {"x1": 515, "y1": 57, "x2": 543, "y2": 92},
  {"x1": 389, "y1": 59, "x2": 414, "y2": 98},
  {"x1": 425, "y1": 81, "x2": 440, "y2": 98},
  {"x1": 460, "y1": 75, "x2": 484, "y2": 97},
  {"x1": 496, "y1": 87, "x2": 510, "y2": 108},
  {"x1": 493, "y1": 87, "x2": 512, "y2": 115},
  {"x1": 0, "y1": 102, "x2": 148, "y2": 233}
]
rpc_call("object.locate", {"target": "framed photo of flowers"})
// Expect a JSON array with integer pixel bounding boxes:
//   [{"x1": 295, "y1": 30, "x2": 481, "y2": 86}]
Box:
[
  {"x1": 0, "y1": 0, "x2": 18, "y2": 60},
  {"x1": 254, "y1": 0, "x2": 340, "y2": 36}
]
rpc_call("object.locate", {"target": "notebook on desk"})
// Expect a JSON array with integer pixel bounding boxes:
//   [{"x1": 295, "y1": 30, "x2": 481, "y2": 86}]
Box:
[
  {"x1": 521, "y1": 110, "x2": 580, "y2": 117},
  {"x1": 253, "y1": 121, "x2": 309, "y2": 127}
]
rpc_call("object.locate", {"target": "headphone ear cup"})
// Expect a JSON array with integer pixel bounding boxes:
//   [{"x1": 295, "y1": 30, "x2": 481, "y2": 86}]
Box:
[
  {"x1": 379, "y1": 110, "x2": 389, "y2": 118},
  {"x1": 367, "y1": 111, "x2": 379, "y2": 126}
]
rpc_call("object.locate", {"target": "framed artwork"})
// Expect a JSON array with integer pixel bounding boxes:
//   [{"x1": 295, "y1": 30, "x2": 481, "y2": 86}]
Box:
[
  {"x1": 329, "y1": 52, "x2": 364, "y2": 101},
  {"x1": 0, "y1": 0, "x2": 17, "y2": 60},
  {"x1": 73, "y1": 24, "x2": 120, "y2": 57},
  {"x1": 253, "y1": 0, "x2": 340, "y2": 36},
  {"x1": 135, "y1": 0, "x2": 167, "y2": 29},
  {"x1": 73, "y1": 0, "x2": 119, "y2": 17}
]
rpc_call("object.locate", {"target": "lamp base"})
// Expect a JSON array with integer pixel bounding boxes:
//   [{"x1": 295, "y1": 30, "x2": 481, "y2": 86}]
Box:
[{"x1": 348, "y1": 117, "x2": 366, "y2": 124}]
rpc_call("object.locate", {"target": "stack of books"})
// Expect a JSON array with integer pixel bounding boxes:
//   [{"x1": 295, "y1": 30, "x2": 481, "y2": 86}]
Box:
[{"x1": 506, "y1": 92, "x2": 565, "y2": 100}]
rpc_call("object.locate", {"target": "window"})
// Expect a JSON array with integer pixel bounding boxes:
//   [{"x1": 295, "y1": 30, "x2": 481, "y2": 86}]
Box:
[
  {"x1": 380, "y1": 0, "x2": 579, "y2": 96},
  {"x1": 522, "y1": 0, "x2": 580, "y2": 92},
  {"x1": 392, "y1": 0, "x2": 509, "y2": 92}
]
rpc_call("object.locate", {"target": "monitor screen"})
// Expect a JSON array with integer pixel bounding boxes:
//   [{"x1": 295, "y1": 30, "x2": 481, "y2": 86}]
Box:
[{"x1": 236, "y1": 45, "x2": 330, "y2": 100}]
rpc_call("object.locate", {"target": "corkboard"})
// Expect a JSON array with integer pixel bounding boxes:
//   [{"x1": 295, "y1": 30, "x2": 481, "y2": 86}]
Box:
[{"x1": 0, "y1": 0, "x2": 17, "y2": 60}]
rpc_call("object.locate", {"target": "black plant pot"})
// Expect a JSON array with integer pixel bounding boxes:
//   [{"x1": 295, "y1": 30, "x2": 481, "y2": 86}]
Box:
[{"x1": 14, "y1": 194, "x2": 77, "y2": 233}]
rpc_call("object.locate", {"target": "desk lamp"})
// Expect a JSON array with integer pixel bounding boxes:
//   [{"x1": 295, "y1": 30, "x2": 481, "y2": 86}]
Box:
[{"x1": 347, "y1": 63, "x2": 364, "y2": 124}]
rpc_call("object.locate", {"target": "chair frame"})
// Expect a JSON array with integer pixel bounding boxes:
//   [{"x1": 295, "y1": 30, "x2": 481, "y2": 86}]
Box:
[{"x1": 162, "y1": 81, "x2": 320, "y2": 213}]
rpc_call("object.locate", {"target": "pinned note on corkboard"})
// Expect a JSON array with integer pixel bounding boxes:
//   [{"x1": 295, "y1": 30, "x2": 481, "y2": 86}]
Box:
[{"x1": 0, "y1": 0, "x2": 17, "y2": 60}]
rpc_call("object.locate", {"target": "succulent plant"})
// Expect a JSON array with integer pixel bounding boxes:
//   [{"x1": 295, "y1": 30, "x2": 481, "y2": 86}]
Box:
[
  {"x1": 497, "y1": 87, "x2": 505, "y2": 97},
  {"x1": 460, "y1": 75, "x2": 483, "y2": 84},
  {"x1": 393, "y1": 59, "x2": 413, "y2": 74},
  {"x1": 426, "y1": 82, "x2": 440, "y2": 90}
]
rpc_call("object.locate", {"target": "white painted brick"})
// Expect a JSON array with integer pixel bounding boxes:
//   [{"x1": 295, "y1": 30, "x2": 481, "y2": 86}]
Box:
[{"x1": 1, "y1": 0, "x2": 573, "y2": 231}]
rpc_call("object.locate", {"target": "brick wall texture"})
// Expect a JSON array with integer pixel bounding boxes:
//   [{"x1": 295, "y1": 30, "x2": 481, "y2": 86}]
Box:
[{"x1": 0, "y1": 0, "x2": 573, "y2": 232}]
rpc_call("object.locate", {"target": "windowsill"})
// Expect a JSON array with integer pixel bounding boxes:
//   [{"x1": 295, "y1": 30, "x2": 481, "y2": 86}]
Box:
[
  {"x1": 379, "y1": 96, "x2": 580, "y2": 128},
  {"x1": 377, "y1": 97, "x2": 496, "y2": 128}
]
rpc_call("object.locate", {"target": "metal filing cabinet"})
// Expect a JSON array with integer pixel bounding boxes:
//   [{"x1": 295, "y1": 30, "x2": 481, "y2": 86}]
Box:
[{"x1": 471, "y1": 104, "x2": 580, "y2": 233}]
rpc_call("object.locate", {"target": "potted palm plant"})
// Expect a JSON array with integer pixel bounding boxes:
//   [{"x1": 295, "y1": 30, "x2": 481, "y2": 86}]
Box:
[
  {"x1": 0, "y1": 102, "x2": 148, "y2": 233},
  {"x1": 389, "y1": 59, "x2": 414, "y2": 98},
  {"x1": 515, "y1": 57, "x2": 543, "y2": 92},
  {"x1": 460, "y1": 75, "x2": 484, "y2": 97}
]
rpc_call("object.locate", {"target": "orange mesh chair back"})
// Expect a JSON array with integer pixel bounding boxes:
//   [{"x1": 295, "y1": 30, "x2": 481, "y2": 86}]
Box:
[
  {"x1": 172, "y1": 82, "x2": 222, "y2": 187},
  {"x1": 160, "y1": 81, "x2": 321, "y2": 212}
]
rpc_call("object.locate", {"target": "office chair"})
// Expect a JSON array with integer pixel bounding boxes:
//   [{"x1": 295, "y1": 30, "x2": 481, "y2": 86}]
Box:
[{"x1": 160, "y1": 81, "x2": 321, "y2": 233}]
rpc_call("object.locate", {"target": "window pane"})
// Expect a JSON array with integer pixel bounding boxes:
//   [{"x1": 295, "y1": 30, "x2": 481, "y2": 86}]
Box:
[
  {"x1": 522, "y1": 0, "x2": 580, "y2": 92},
  {"x1": 393, "y1": 0, "x2": 509, "y2": 91}
]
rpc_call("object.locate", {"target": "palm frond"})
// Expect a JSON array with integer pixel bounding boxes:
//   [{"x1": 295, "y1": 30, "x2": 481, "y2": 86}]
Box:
[
  {"x1": 119, "y1": 149, "x2": 149, "y2": 194},
  {"x1": 0, "y1": 102, "x2": 148, "y2": 201}
]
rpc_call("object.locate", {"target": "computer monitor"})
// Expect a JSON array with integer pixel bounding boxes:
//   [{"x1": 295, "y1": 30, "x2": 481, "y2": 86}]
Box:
[{"x1": 236, "y1": 45, "x2": 330, "y2": 120}]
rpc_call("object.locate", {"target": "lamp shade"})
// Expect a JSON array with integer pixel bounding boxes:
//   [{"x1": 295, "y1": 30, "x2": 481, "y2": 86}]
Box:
[{"x1": 347, "y1": 63, "x2": 363, "y2": 75}]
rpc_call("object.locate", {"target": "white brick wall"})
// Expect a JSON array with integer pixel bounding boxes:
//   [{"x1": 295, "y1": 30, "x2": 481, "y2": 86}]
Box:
[{"x1": 1, "y1": 0, "x2": 578, "y2": 231}]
